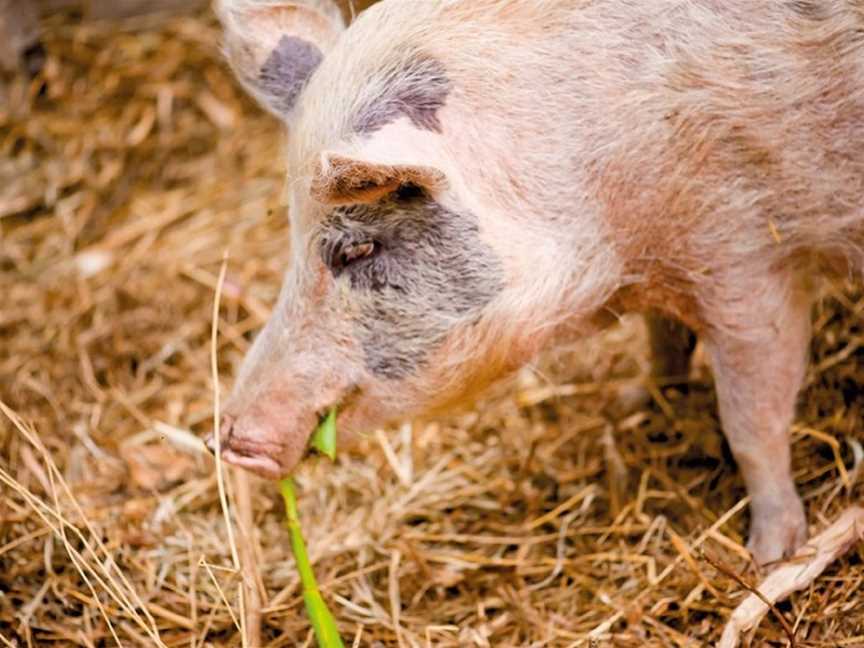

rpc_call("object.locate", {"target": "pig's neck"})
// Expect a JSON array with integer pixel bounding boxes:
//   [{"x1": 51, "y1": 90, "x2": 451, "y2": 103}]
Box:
[{"x1": 444, "y1": 111, "x2": 706, "y2": 338}]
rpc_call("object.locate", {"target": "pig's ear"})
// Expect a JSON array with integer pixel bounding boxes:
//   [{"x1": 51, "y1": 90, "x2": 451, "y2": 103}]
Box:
[
  {"x1": 217, "y1": 0, "x2": 345, "y2": 118},
  {"x1": 311, "y1": 153, "x2": 448, "y2": 205}
]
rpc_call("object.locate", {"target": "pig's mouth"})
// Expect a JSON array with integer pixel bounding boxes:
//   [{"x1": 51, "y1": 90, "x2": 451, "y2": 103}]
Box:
[
  {"x1": 206, "y1": 421, "x2": 291, "y2": 479},
  {"x1": 207, "y1": 385, "x2": 364, "y2": 479}
]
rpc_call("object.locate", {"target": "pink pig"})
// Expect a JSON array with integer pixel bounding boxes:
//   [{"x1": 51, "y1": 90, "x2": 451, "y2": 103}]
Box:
[{"x1": 211, "y1": 0, "x2": 864, "y2": 565}]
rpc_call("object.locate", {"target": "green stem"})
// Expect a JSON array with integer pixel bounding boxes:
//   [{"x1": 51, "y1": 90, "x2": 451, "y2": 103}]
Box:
[
  {"x1": 310, "y1": 408, "x2": 338, "y2": 461},
  {"x1": 279, "y1": 478, "x2": 345, "y2": 648}
]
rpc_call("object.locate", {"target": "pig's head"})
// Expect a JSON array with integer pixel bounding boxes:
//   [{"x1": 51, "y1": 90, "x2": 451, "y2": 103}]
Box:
[{"x1": 211, "y1": 0, "x2": 617, "y2": 478}]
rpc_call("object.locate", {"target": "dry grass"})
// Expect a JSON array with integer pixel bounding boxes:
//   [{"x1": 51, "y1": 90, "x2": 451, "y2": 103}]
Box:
[{"x1": 1, "y1": 7, "x2": 863, "y2": 647}]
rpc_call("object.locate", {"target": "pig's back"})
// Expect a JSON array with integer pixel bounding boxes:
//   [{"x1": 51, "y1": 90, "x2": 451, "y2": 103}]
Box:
[
  {"x1": 295, "y1": 0, "x2": 864, "y2": 271},
  {"x1": 561, "y1": 0, "x2": 864, "y2": 271}
]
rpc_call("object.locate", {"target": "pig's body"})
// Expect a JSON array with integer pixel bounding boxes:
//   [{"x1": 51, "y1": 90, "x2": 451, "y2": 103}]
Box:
[{"x1": 215, "y1": 0, "x2": 864, "y2": 566}]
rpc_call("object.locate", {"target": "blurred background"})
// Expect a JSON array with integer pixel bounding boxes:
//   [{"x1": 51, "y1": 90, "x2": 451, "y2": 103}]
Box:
[{"x1": 1, "y1": 2, "x2": 862, "y2": 646}]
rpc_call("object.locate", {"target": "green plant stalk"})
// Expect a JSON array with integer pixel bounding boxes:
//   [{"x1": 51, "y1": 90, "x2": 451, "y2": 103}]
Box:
[
  {"x1": 277, "y1": 407, "x2": 344, "y2": 648},
  {"x1": 310, "y1": 408, "x2": 338, "y2": 460},
  {"x1": 279, "y1": 478, "x2": 345, "y2": 648}
]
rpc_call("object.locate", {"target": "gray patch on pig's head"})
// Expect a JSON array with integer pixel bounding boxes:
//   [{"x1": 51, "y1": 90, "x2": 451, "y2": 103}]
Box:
[
  {"x1": 353, "y1": 56, "x2": 451, "y2": 134},
  {"x1": 259, "y1": 36, "x2": 323, "y2": 115},
  {"x1": 318, "y1": 187, "x2": 502, "y2": 378},
  {"x1": 789, "y1": 0, "x2": 826, "y2": 19}
]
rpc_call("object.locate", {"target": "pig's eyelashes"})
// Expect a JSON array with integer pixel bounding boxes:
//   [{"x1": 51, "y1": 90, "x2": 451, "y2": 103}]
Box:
[{"x1": 332, "y1": 240, "x2": 379, "y2": 273}]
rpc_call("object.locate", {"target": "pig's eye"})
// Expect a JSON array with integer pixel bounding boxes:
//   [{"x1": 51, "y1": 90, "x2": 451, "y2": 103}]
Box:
[{"x1": 333, "y1": 240, "x2": 379, "y2": 272}]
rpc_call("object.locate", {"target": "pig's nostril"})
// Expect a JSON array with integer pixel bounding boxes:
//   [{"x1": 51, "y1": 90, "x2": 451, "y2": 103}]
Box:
[
  {"x1": 220, "y1": 414, "x2": 235, "y2": 437},
  {"x1": 219, "y1": 414, "x2": 237, "y2": 446},
  {"x1": 206, "y1": 414, "x2": 236, "y2": 455}
]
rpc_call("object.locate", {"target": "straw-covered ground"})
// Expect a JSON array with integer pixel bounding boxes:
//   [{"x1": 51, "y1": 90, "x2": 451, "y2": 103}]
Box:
[{"x1": 2, "y1": 7, "x2": 863, "y2": 647}]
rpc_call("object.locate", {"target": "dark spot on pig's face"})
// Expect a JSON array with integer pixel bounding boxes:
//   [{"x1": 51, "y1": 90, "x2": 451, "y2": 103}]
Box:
[
  {"x1": 789, "y1": 0, "x2": 826, "y2": 19},
  {"x1": 318, "y1": 189, "x2": 502, "y2": 379},
  {"x1": 259, "y1": 36, "x2": 323, "y2": 114},
  {"x1": 354, "y1": 56, "x2": 451, "y2": 134}
]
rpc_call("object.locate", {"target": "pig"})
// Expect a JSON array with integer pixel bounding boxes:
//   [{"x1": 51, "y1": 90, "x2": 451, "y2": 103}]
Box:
[{"x1": 211, "y1": 0, "x2": 864, "y2": 566}]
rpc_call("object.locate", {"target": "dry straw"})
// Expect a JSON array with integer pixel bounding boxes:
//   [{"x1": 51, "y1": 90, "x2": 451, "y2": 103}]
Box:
[{"x1": 1, "y1": 5, "x2": 863, "y2": 647}]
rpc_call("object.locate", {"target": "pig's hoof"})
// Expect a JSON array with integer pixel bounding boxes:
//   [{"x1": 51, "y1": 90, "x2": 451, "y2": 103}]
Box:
[{"x1": 746, "y1": 497, "x2": 808, "y2": 567}]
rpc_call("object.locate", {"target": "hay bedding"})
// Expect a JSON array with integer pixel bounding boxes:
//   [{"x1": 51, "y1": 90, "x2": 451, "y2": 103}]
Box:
[{"x1": 1, "y1": 8, "x2": 863, "y2": 648}]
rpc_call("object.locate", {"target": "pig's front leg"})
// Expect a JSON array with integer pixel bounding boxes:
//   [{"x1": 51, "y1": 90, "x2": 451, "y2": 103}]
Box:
[{"x1": 703, "y1": 275, "x2": 810, "y2": 566}]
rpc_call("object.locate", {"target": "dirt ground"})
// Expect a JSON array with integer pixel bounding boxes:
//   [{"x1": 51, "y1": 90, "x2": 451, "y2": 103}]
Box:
[{"x1": 1, "y1": 6, "x2": 863, "y2": 647}]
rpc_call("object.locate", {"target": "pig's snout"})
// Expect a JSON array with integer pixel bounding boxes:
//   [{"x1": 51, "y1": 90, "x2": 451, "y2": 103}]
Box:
[
  {"x1": 205, "y1": 413, "x2": 240, "y2": 461},
  {"x1": 206, "y1": 407, "x2": 311, "y2": 480}
]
